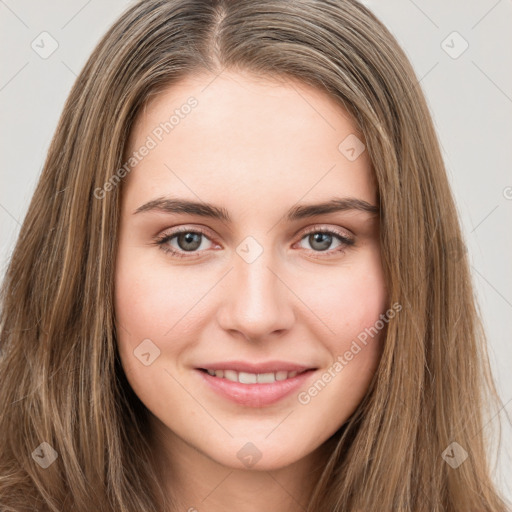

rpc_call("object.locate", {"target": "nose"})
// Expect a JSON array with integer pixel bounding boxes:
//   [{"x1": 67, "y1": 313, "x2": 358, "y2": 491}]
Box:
[{"x1": 216, "y1": 247, "x2": 295, "y2": 342}]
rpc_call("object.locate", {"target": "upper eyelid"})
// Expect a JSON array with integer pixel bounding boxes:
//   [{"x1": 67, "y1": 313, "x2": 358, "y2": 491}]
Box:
[
  {"x1": 300, "y1": 224, "x2": 353, "y2": 239},
  {"x1": 158, "y1": 223, "x2": 353, "y2": 239}
]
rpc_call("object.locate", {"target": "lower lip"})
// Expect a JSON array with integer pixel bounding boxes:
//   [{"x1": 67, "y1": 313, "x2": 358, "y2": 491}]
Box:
[{"x1": 196, "y1": 369, "x2": 316, "y2": 407}]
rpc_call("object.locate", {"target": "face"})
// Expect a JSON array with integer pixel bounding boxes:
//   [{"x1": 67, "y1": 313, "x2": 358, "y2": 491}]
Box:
[{"x1": 114, "y1": 70, "x2": 388, "y2": 472}]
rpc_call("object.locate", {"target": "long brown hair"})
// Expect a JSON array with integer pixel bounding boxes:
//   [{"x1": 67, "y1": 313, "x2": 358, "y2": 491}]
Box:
[{"x1": 0, "y1": 1, "x2": 509, "y2": 510}]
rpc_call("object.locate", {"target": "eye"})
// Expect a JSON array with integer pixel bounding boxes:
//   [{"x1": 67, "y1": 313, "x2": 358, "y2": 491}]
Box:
[
  {"x1": 153, "y1": 227, "x2": 216, "y2": 259},
  {"x1": 296, "y1": 226, "x2": 355, "y2": 257},
  {"x1": 153, "y1": 225, "x2": 355, "y2": 259}
]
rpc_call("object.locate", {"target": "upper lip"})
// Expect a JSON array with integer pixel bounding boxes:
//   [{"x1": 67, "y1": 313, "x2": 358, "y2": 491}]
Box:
[{"x1": 197, "y1": 361, "x2": 316, "y2": 374}]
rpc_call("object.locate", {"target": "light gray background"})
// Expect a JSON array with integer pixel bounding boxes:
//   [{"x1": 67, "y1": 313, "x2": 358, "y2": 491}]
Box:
[{"x1": 1, "y1": 0, "x2": 511, "y2": 502}]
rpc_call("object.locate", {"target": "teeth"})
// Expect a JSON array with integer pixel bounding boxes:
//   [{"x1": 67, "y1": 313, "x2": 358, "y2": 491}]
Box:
[
  {"x1": 257, "y1": 372, "x2": 275, "y2": 384},
  {"x1": 224, "y1": 370, "x2": 238, "y2": 382},
  {"x1": 239, "y1": 371, "x2": 257, "y2": 384},
  {"x1": 205, "y1": 369, "x2": 304, "y2": 383}
]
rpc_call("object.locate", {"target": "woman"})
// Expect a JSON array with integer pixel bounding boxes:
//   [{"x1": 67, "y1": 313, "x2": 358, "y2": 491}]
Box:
[{"x1": 0, "y1": 0, "x2": 509, "y2": 511}]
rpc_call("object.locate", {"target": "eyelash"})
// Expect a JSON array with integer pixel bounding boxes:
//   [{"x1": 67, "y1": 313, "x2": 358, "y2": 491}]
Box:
[{"x1": 152, "y1": 225, "x2": 355, "y2": 259}]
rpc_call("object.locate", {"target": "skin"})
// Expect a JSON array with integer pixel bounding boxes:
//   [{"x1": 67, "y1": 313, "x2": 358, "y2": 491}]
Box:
[{"x1": 114, "y1": 70, "x2": 388, "y2": 512}]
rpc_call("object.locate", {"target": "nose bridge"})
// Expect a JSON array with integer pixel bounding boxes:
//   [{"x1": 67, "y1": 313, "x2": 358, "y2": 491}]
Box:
[
  {"x1": 217, "y1": 236, "x2": 294, "y2": 339},
  {"x1": 237, "y1": 251, "x2": 277, "y2": 312}
]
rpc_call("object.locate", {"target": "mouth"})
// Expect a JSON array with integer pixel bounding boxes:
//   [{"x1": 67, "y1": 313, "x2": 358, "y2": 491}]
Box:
[
  {"x1": 194, "y1": 364, "x2": 317, "y2": 407},
  {"x1": 197, "y1": 367, "x2": 311, "y2": 384}
]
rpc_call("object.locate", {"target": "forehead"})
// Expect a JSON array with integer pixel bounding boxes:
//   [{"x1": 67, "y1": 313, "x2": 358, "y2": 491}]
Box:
[{"x1": 122, "y1": 70, "x2": 377, "y2": 213}]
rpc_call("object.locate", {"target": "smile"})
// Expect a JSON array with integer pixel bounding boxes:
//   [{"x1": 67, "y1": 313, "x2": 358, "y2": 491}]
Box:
[
  {"x1": 200, "y1": 368, "x2": 307, "y2": 383},
  {"x1": 195, "y1": 364, "x2": 317, "y2": 407}
]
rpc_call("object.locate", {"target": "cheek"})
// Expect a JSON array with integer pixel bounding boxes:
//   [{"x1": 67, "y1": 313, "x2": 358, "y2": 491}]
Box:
[
  {"x1": 303, "y1": 250, "x2": 387, "y2": 345},
  {"x1": 113, "y1": 250, "x2": 184, "y2": 380},
  {"x1": 294, "y1": 270, "x2": 388, "y2": 431},
  {"x1": 113, "y1": 254, "x2": 195, "y2": 412},
  {"x1": 300, "y1": 251, "x2": 388, "y2": 389},
  {"x1": 115, "y1": 270, "x2": 171, "y2": 336},
  {"x1": 114, "y1": 249, "x2": 205, "y2": 343},
  {"x1": 113, "y1": 247, "x2": 220, "y2": 397}
]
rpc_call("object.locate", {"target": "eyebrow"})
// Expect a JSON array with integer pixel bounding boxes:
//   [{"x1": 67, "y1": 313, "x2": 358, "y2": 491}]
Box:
[{"x1": 133, "y1": 196, "x2": 379, "y2": 222}]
